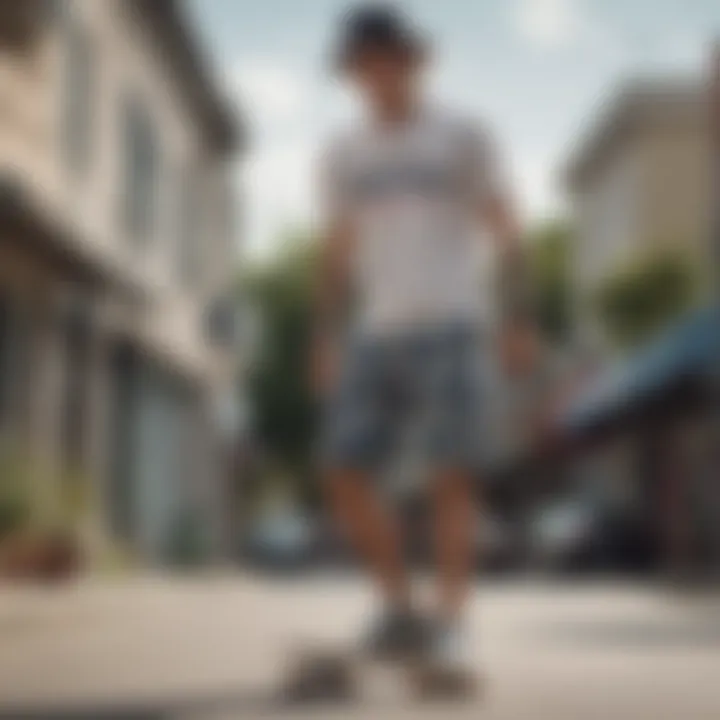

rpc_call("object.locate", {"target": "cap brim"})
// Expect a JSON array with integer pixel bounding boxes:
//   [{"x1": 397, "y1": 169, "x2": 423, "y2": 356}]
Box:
[{"x1": 333, "y1": 34, "x2": 428, "y2": 74}]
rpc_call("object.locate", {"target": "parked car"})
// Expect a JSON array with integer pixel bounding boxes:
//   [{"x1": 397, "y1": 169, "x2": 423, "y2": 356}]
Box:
[
  {"x1": 242, "y1": 511, "x2": 318, "y2": 572},
  {"x1": 530, "y1": 494, "x2": 657, "y2": 573},
  {"x1": 477, "y1": 513, "x2": 517, "y2": 572},
  {"x1": 530, "y1": 498, "x2": 602, "y2": 572}
]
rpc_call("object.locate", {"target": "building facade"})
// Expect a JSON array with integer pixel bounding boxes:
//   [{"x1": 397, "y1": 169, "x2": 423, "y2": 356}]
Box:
[
  {"x1": 561, "y1": 75, "x2": 720, "y2": 577},
  {"x1": 565, "y1": 79, "x2": 713, "y2": 349},
  {"x1": 0, "y1": 0, "x2": 243, "y2": 562}
]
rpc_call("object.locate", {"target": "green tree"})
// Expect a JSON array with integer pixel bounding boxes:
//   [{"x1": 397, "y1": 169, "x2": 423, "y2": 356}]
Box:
[
  {"x1": 243, "y1": 233, "x2": 319, "y2": 505},
  {"x1": 527, "y1": 220, "x2": 573, "y2": 343},
  {"x1": 595, "y1": 249, "x2": 699, "y2": 349}
]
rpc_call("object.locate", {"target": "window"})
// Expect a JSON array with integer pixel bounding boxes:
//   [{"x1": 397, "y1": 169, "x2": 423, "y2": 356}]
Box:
[
  {"x1": 121, "y1": 97, "x2": 159, "y2": 246},
  {"x1": 62, "y1": 19, "x2": 93, "y2": 176},
  {"x1": 204, "y1": 295, "x2": 239, "y2": 349},
  {"x1": 201, "y1": 174, "x2": 237, "y2": 290},
  {"x1": 61, "y1": 309, "x2": 90, "y2": 472},
  {"x1": 0, "y1": 294, "x2": 10, "y2": 428},
  {"x1": 177, "y1": 165, "x2": 202, "y2": 287},
  {"x1": 0, "y1": 297, "x2": 29, "y2": 434},
  {"x1": 216, "y1": 177, "x2": 237, "y2": 269},
  {"x1": 50, "y1": 0, "x2": 73, "y2": 26}
]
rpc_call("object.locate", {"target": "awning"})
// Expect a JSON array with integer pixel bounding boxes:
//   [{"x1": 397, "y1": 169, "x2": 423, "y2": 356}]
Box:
[{"x1": 560, "y1": 305, "x2": 720, "y2": 437}]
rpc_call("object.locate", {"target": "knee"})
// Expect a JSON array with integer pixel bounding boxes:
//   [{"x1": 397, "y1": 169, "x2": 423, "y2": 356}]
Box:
[
  {"x1": 325, "y1": 467, "x2": 368, "y2": 510},
  {"x1": 434, "y1": 469, "x2": 473, "y2": 501}
]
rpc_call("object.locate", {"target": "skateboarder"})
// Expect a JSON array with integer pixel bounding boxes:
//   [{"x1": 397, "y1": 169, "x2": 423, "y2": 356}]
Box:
[{"x1": 311, "y1": 2, "x2": 528, "y2": 691}]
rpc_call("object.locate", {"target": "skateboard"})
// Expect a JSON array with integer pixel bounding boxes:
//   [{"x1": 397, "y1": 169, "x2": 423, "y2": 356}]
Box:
[
  {"x1": 281, "y1": 643, "x2": 481, "y2": 704},
  {"x1": 282, "y1": 645, "x2": 360, "y2": 703}
]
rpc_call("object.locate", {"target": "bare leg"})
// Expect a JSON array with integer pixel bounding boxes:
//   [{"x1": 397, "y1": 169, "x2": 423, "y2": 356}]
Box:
[
  {"x1": 327, "y1": 468, "x2": 411, "y2": 609},
  {"x1": 431, "y1": 467, "x2": 477, "y2": 620}
]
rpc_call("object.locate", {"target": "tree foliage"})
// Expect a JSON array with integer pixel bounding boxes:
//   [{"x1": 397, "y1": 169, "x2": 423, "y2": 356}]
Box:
[
  {"x1": 526, "y1": 220, "x2": 573, "y2": 343},
  {"x1": 594, "y1": 249, "x2": 698, "y2": 349},
  {"x1": 243, "y1": 235, "x2": 320, "y2": 503}
]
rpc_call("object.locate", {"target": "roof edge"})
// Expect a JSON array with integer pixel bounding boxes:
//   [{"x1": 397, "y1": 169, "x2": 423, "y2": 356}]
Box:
[{"x1": 126, "y1": 0, "x2": 245, "y2": 156}]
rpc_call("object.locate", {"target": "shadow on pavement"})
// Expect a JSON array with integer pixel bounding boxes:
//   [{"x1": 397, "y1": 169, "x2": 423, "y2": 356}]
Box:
[
  {"x1": 0, "y1": 688, "x2": 289, "y2": 720},
  {"x1": 0, "y1": 689, "x2": 477, "y2": 719}
]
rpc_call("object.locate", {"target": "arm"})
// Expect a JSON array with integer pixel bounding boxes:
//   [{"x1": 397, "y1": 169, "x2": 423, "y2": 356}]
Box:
[
  {"x1": 313, "y1": 213, "x2": 354, "y2": 345},
  {"x1": 482, "y1": 194, "x2": 532, "y2": 326},
  {"x1": 470, "y1": 124, "x2": 535, "y2": 369},
  {"x1": 486, "y1": 194, "x2": 537, "y2": 377},
  {"x1": 311, "y1": 146, "x2": 356, "y2": 396}
]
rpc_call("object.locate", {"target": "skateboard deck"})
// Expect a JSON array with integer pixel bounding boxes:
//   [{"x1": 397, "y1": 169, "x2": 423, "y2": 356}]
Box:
[{"x1": 281, "y1": 643, "x2": 481, "y2": 705}]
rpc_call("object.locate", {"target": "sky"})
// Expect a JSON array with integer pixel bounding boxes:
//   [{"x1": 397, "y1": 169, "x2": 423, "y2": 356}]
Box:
[{"x1": 187, "y1": 0, "x2": 719, "y2": 258}]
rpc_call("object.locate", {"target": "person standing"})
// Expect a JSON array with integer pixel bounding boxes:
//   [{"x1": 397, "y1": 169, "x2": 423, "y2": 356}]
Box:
[{"x1": 312, "y1": 3, "x2": 528, "y2": 685}]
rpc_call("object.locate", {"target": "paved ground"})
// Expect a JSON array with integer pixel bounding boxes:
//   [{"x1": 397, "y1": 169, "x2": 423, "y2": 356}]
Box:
[{"x1": 0, "y1": 575, "x2": 719, "y2": 719}]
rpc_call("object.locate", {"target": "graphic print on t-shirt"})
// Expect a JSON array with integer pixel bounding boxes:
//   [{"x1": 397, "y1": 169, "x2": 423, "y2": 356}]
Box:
[{"x1": 325, "y1": 107, "x2": 505, "y2": 334}]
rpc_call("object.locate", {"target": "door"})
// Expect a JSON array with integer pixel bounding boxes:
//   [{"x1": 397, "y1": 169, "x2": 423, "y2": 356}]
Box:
[{"x1": 108, "y1": 346, "x2": 196, "y2": 561}]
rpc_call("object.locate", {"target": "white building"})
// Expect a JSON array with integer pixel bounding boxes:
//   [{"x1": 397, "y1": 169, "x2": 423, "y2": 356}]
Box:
[
  {"x1": 0, "y1": 0, "x2": 244, "y2": 562},
  {"x1": 564, "y1": 78, "x2": 712, "y2": 348}
]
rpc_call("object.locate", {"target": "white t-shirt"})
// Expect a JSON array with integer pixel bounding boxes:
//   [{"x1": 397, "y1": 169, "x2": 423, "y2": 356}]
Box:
[{"x1": 323, "y1": 105, "x2": 507, "y2": 335}]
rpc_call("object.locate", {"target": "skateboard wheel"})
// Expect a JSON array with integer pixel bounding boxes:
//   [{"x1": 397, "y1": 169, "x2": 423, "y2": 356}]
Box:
[
  {"x1": 410, "y1": 664, "x2": 482, "y2": 701},
  {"x1": 283, "y1": 650, "x2": 357, "y2": 703}
]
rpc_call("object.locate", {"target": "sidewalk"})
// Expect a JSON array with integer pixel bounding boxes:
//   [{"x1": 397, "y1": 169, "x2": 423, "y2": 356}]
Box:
[{"x1": 0, "y1": 575, "x2": 719, "y2": 718}]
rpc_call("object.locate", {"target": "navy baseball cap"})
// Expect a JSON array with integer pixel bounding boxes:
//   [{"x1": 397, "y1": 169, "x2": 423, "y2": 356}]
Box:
[{"x1": 332, "y1": 4, "x2": 427, "y2": 72}]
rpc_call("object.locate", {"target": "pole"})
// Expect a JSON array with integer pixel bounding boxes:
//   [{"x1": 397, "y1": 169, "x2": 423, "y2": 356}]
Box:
[
  {"x1": 711, "y1": 43, "x2": 720, "y2": 288},
  {"x1": 709, "y1": 42, "x2": 720, "y2": 579}
]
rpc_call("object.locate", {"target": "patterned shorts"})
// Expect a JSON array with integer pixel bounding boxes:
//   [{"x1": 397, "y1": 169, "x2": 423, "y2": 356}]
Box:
[{"x1": 322, "y1": 323, "x2": 489, "y2": 475}]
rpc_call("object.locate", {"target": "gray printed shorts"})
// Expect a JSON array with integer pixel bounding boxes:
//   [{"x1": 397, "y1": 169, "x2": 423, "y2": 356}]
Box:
[{"x1": 321, "y1": 323, "x2": 489, "y2": 475}]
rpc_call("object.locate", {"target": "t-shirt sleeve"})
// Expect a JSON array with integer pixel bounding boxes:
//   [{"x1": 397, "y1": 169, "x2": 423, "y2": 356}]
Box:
[{"x1": 464, "y1": 121, "x2": 510, "y2": 207}]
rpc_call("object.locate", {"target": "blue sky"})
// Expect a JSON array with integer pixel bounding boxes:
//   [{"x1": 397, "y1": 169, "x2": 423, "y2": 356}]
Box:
[{"x1": 188, "y1": 0, "x2": 719, "y2": 256}]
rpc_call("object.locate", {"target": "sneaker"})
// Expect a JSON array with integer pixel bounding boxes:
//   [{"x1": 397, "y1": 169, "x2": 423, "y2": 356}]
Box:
[
  {"x1": 411, "y1": 619, "x2": 480, "y2": 699},
  {"x1": 361, "y1": 607, "x2": 430, "y2": 662},
  {"x1": 429, "y1": 619, "x2": 473, "y2": 670}
]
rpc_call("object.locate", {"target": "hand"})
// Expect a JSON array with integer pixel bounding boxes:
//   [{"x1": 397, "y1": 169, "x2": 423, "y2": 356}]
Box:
[
  {"x1": 310, "y1": 333, "x2": 339, "y2": 398},
  {"x1": 531, "y1": 409, "x2": 556, "y2": 446},
  {"x1": 498, "y1": 322, "x2": 534, "y2": 377}
]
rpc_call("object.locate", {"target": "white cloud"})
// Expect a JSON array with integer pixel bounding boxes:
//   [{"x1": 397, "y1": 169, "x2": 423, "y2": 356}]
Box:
[
  {"x1": 514, "y1": 0, "x2": 583, "y2": 49},
  {"x1": 250, "y1": 142, "x2": 315, "y2": 215},
  {"x1": 232, "y1": 60, "x2": 306, "y2": 121},
  {"x1": 243, "y1": 139, "x2": 318, "y2": 257},
  {"x1": 656, "y1": 33, "x2": 705, "y2": 71},
  {"x1": 229, "y1": 57, "x2": 325, "y2": 255}
]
